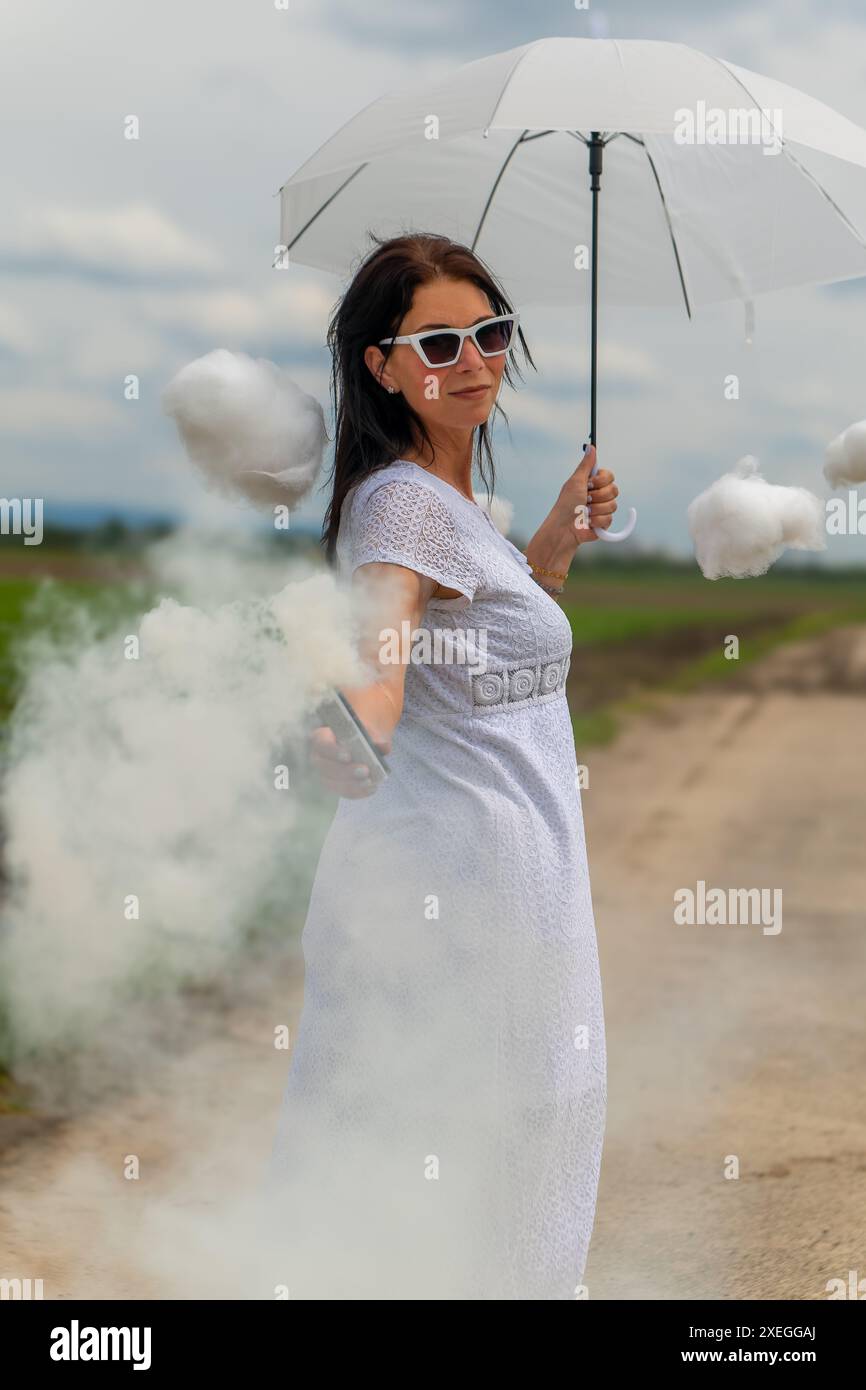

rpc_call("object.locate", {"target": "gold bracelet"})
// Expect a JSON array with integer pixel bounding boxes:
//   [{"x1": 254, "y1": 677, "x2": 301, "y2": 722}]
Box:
[{"x1": 530, "y1": 563, "x2": 569, "y2": 582}]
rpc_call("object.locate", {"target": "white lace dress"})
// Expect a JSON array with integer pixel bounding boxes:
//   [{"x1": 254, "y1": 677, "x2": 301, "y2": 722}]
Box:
[{"x1": 267, "y1": 460, "x2": 607, "y2": 1300}]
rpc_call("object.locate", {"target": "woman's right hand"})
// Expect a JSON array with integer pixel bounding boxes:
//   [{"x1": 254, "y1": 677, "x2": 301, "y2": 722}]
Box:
[
  {"x1": 309, "y1": 724, "x2": 387, "y2": 799},
  {"x1": 309, "y1": 560, "x2": 432, "y2": 799}
]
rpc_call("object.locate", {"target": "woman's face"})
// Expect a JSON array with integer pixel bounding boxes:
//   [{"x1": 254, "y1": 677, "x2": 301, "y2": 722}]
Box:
[{"x1": 365, "y1": 278, "x2": 508, "y2": 429}]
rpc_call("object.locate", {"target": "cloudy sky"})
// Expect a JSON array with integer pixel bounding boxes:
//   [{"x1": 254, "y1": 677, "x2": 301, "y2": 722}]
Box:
[{"x1": 3, "y1": 0, "x2": 866, "y2": 560}]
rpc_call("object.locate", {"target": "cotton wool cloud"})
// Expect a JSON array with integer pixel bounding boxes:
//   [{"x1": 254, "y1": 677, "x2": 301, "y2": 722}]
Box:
[
  {"x1": 161, "y1": 349, "x2": 327, "y2": 509},
  {"x1": 824, "y1": 419, "x2": 866, "y2": 488},
  {"x1": 688, "y1": 456, "x2": 826, "y2": 580}
]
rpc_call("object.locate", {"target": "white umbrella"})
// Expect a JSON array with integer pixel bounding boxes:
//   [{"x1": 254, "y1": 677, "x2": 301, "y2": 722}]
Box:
[{"x1": 277, "y1": 37, "x2": 866, "y2": 540}]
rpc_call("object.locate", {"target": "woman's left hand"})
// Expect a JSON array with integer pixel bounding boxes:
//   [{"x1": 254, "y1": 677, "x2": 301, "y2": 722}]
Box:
[
  {"x1": 555, "y1": 444, "x2": 619, "y2": 545},
  {"x1": 524, "y1": 444, "x2": 621, "y2": 582}
]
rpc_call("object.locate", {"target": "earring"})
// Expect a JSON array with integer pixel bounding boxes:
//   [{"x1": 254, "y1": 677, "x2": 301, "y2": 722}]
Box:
[{"x1": 387, "y1": 386, "x2": 396, "y2": 394}]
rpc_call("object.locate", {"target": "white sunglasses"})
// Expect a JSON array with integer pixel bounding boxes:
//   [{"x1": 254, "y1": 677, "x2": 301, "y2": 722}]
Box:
[{"x1": 378, "y1": 313, "x2": 520, "y2": 369}]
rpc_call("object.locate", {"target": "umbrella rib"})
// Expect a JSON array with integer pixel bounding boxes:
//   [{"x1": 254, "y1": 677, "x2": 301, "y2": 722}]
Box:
[
  {"x1": 622, "y1": 133, "x2": 693, "y2": 319},
  {"x1": 712, "y1": 56, "x2": 866, "y2": 253},
  {"x1": 569, "y1": 130, "x2": 691, "y2": 313},
  {"x1": 569, "y1": 133, "x2": 619, "y2": 145},
  {"x1": 283, "y1": 164, "x2": 369, "y2": 252},
  {"x1": 482, "y1": 38, "x2": 545, "y2": 133},
  {"x1": 520, "y1": 129, "x2": 556, "y2": 144},
  {"x1": 780, "y1": 148, "x2": 866, "y2": 250},
  {"x1": 471, "y1": 129, "x2": 534, "y2": 251}
]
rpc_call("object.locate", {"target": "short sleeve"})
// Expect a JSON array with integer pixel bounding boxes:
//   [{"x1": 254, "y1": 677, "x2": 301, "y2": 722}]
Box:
[{"x1": 346, "y1": 478, "x2": 481, "y2": 601}]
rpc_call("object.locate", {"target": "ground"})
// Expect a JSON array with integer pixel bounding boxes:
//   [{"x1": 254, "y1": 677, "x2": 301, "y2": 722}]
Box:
[{"x1": 1, "y1": 626, "x2": 865, "y2": 1299}]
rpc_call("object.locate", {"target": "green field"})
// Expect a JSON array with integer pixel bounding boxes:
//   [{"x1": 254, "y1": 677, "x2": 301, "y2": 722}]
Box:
[
  {"x1": 0, "y1": 544, "x2": 864, "y2": 1098},
  {"x1": 0, "y1": 571, "x2": 142, "y2": 726},
  {"x1": 1, "y1": 546, "x2": 865, "y2": 745},
  {"x1": 560, "y1": 563, "x2": 866, "y2": 744}
]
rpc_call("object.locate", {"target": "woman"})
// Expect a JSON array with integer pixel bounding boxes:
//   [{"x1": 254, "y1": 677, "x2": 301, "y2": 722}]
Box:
[{"x1": 267, "y1": 232, "x2": 618, "y2": 1300}]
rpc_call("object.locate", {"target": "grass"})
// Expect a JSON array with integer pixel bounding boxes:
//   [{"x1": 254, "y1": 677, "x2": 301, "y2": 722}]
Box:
[
  {"x1": 0, "y1": 572, "x2": 153, "y2": 723},
  {"x1": 0, "y1": 1066, "x2": 30, "y2": 1114},
  {"x1": 4, "y1": 559, "x2": 866, "y2": 750},
  {"x1": 663, "y1": 608, "x2": 866, "y2": 693},
  {"x1": 569, "y1": 603, "x2": 866, "y2": 749},
  {"x1": 561, "y1": 563, "x2": 866, "y2": 749},
  {"x1": 571, "y1": 706, "x2": 622, "y2": 749},
  {"x1": 1, "y1": 549, "x2": 865, "y2": 1087},
  {"x1": 561, "y1": 603, "x2": 742, "y2": 644},
  {"x1": 3, "y1": 551, "x2": 866, "y2": 709},
  {"x1": 0, "y1": 580, "x2": 75, "y2": 721}
]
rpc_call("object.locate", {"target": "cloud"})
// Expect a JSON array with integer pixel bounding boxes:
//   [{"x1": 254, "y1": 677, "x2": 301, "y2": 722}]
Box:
[
  {"x1": 501, "y1": 336, "x2": 659, "y2": 443},
  {"x1": 65, "y1": 320, "x2": 176, "y2": 383},
  {"x1": 314, "y1": 0, "x2": 763, "y2": 57},
  {"x1": 1, "y1": 201, "x2": 223, "y2": 281},
  {"x1": 1, "y1": 0, "x2": 865, "y2": 561},
  {"x1": 0, "y1": 300, "x2": 39, "y2": 357},
  {"x1": 141, "y1": 276, "x2": 335, "y2": 345},
  {"x1": 0, "y1": 387, "x2": 129, "y2": 436}
]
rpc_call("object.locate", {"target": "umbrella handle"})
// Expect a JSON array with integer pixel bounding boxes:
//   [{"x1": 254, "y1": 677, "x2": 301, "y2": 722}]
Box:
[
  {"x1": 592, "y1": 504, "x2": 637, "y2": 542},
  {"x1": 588, "y1": 458, "x2": 637, "y2": 542}
]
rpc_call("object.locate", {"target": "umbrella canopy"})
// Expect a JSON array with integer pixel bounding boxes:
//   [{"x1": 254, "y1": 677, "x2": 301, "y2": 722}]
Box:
[
  {"x1": 277, "y1": 37, "x2": 866, "y2": 539},
  {"x1": 279, "y1": 37, "x2": 866, "y2": 308}
]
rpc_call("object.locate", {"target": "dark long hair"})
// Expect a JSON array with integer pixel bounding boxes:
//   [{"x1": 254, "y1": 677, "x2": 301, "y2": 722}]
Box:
[{"x1": 321, "y1": 232, "x2": 536, "y2": 560}]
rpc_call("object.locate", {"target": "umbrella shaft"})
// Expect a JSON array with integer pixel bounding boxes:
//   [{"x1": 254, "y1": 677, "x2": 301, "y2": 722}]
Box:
[{"x1": 589, "y1": 132, "x2": 603, "y2": 449}]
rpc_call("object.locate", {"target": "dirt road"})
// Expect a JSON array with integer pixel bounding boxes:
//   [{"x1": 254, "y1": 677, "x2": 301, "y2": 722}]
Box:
[
  {"x1": 1, "y1": 628, "x2": 865, "y2": 1299},
  {"x1": 585, "y1": 629, "x2": 866, "y2": 1300}
]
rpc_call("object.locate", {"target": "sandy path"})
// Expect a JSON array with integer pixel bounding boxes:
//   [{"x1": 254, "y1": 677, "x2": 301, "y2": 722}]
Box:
[
  {"x1": 1, "y1": 629, "x2": 865, "y2": 1299},
  {"x1": 585, "y1": 629, "x2": 866, "y2": 1300}
]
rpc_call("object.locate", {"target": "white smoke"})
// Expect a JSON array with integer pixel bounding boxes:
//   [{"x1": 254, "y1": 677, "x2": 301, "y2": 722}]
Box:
[
  {"x1": 0, "y1": 376, "x2": 597, "y2": 1298},
  {"x1": 688, "y1": 455, "x2": 826, "y2": 580},
  {"x1": 0, "y1": 529, "x2": 364, "y2": 1105},
  {"x1": 0, "y1": 525, "x2": 606, "y2": 1301}
]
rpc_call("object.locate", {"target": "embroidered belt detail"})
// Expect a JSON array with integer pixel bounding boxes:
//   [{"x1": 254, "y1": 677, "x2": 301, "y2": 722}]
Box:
[{"x1": 471, "y1": 653, "x2": 571, "y2": 710}]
